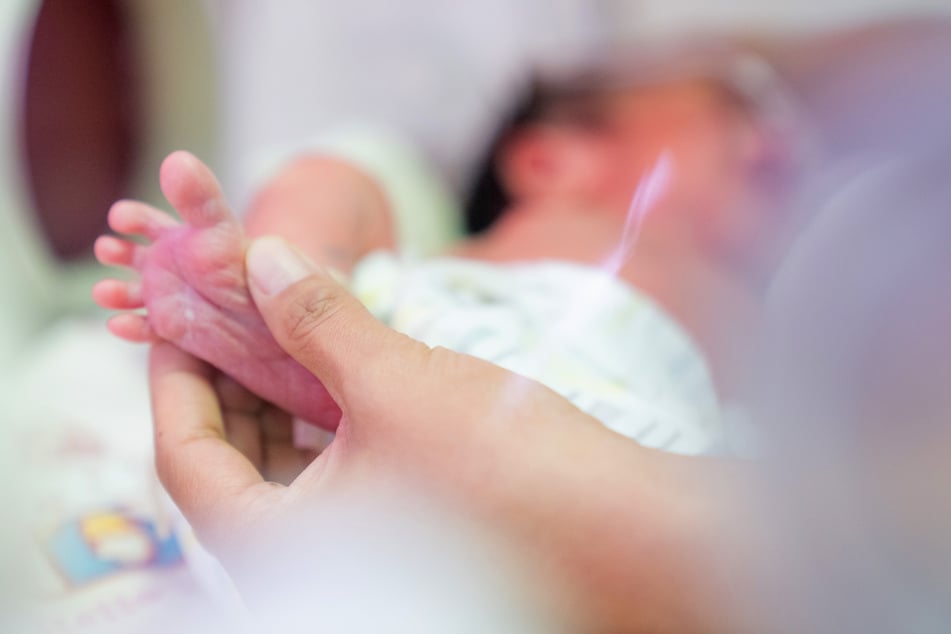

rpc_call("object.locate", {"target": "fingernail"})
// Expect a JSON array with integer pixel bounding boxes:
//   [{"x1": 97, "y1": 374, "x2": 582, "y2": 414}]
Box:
[{"x1": 247, "y1": 236, "x2": 314, "y2": 295}]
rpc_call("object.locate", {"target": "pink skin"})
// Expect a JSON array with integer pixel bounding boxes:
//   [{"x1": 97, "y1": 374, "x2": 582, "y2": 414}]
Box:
[{"x1": 93, "y1": 151, "x2": 341, "y2": 428}]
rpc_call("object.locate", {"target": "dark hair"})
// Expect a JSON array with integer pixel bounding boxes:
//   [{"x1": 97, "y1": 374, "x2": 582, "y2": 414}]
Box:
[{"x1": 461, "y1": 84, "x2": 545, "y2": 235}]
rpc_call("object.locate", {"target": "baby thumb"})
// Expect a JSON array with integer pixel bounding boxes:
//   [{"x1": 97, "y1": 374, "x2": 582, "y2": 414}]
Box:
[{"x1": 245, "y1": 236, "x2": 403, "y2": 404}]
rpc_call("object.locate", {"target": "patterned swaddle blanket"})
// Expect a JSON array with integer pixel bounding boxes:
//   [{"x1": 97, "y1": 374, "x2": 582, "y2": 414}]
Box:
[{"x1": 352, "y1": 253, "x2": 722, "y2": 455}]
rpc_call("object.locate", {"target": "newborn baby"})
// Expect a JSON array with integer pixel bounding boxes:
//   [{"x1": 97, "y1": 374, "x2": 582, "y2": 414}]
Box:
[{"x1": 96, "y1": 72, "x2": 794, "y2": 455}]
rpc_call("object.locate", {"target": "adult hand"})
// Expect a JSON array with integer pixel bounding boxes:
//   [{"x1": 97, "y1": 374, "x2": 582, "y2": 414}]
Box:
[{"x1": 150, "y1": 236, "x2": 748, "y2": 632}]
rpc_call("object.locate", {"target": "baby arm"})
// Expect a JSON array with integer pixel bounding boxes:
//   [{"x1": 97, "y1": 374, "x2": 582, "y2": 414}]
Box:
[{"x1": 243, "y1": 156, "x2": 396, "y2": 275}]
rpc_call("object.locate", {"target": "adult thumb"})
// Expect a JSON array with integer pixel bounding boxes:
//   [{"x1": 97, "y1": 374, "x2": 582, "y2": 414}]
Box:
[{"x1": 245, "y1": 236, "x2": 417, "y2": 405}]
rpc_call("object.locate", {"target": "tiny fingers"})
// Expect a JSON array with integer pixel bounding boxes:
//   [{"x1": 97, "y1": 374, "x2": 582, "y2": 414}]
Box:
[
  {"x1": 93, "y1": 278, "x2": 144, "y2": 310},
  {"x1": 160, "y1": 151, "x2": 234, "y2": 228},
  {"x1": 106, "y1": 313, "x2": 156, "y2": 343},
  {"x1": 108, "y1": 199, "x2": 179, "y2": 240},
  {"x1": 94, "y1": 235, "x2": 143, "y2": 269}
]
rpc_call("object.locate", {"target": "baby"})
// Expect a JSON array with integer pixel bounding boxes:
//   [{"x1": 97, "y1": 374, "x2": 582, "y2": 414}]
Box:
[{"x1": 95, "y1": 64, "x2": 797, "y2": 455}]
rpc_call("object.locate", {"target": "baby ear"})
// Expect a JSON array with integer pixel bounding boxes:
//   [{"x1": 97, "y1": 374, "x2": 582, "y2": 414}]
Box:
[
  {"x1": 497, "y1": 125, "x2": 603, "y2": 203},
  {"x1": 496, "y1": 126, "x2": 561, "y2": 202}
]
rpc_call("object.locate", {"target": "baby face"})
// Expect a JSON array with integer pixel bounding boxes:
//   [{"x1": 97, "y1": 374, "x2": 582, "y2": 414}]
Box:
[{"x1": 499, "y1": 77, "x2": 790, "y2": 271}]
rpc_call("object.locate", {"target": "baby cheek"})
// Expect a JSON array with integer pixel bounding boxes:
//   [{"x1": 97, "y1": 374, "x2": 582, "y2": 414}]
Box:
[
  {"x1": 600, "y1": 157, "x2": 666, "y2": 211},
  {"x1": 571, "y1": 147, "x2": 638, "y2": 209}
]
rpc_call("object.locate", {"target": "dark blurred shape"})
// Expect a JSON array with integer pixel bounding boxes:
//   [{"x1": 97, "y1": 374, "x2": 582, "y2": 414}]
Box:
[
  {"x1": 463, "y1": 85, "x2": 542, "y2": 235},
  {"x1": 20, "y1": 0, "x2": 141, "y2": 261}
]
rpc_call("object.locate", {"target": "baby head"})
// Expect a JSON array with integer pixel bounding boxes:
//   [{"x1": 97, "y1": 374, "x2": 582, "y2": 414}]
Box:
[{"x1": 468, "y1": 41, "x2": 808, "y2": 279}]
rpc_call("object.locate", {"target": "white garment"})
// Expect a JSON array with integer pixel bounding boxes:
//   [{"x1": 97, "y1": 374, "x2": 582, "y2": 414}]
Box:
[{"x1": 352, "y1": 252, "x2": 722, "y2": 455}]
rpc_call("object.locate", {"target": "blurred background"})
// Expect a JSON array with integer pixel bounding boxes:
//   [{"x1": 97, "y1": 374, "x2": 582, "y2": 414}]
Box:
[{"x1": 1, "y1": 0, "x2": 949, "y2": 632}]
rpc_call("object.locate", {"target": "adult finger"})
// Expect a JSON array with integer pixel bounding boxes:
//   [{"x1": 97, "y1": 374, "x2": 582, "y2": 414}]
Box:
[
  {"x1": 245, "y1": 236, "x2": 426, "y2": 404},
  {"x1": 149, "y1": 341, "x2": 271, "y2": 534}
]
